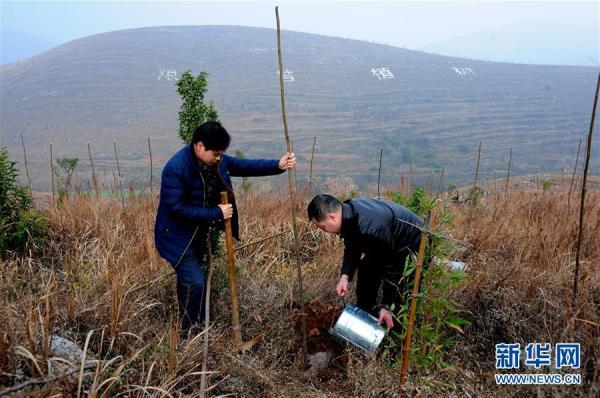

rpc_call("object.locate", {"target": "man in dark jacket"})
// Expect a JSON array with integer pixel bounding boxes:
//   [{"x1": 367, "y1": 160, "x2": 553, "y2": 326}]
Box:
[
  {"x1": 155, "y1": 121, "x2": 296, "y2": 331},
  {"x1": 307, "y1": 194, "x2": 424, "y2": 328}
]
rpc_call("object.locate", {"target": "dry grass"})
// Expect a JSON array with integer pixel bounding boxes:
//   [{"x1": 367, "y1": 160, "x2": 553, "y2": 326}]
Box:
[{"x1": 1, "y1": 185, "x2": 598, "y2": 397}]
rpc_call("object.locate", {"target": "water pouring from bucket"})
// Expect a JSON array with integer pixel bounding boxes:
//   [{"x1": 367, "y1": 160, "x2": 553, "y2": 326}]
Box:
[{"x1": 329, "y1": 304, "x2": 386, "y2": 353}]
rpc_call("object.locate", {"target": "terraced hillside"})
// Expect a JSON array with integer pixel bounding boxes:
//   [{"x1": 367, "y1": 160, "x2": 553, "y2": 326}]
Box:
[{"x1": 0, "y1": 25, "x2": 597, "y2": 190}]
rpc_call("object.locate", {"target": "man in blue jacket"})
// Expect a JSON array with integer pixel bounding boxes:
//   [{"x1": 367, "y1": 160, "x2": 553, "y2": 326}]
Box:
[
  {"x1": 307, "y1": 194, "x2": 424, "y2": 329},
  {"x1": 155, "y1": 121, "x2": 296, "y2": 331}
]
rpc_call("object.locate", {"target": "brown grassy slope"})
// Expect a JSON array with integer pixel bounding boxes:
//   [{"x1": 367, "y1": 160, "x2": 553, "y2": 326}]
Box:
[
  {"x1": 448, "y1": 190, "x2": 599, "y2": 396},
  {"x1": 0, "y1": 187, "x2": 598, "y2": 397}
]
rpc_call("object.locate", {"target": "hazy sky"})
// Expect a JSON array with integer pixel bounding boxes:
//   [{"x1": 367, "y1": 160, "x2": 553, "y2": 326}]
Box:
[{"x1": 1, "y1": 0, "x2": 599, "y2": 64}]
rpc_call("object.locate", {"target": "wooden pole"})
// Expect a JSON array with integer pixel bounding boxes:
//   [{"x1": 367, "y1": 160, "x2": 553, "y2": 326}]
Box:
[
  {"x1": 568, "y1": 139, "x2": 582, "y2": 208},
  {"x1": 504, "y1": 148, "x2": 512, "y2": 195},
  {"x1": 473, "y1": 142, "x2": 482, "y2": 191},
  {"x1": 88, "y1": 142, "x2": 100, "y2": 200},
  {"x1": 436, "y1": 168, "x2": 445, "y2": 200},
  {"x1": 49, "y1": 142, "x2": 55, "y2": 207},
  {"x1": 400, "y1": 172, "x2": 405, "y2": 194},
  {"x1": 308, "y1": 136, "x2": 316, "y2": 190},
  {"x1": 377, "y1": 148, "x2": 383, "y2": 198},
  {"x1": 20, "y1": 134, "x2": 33, "y2": 197},
  {"x1": 493, "y1": 170, "x2": 498, "y2": 199},
  {"x1": 199, "y1": 238, "x2": 214, "y2": 398},
  {"x1": 409, "y1": 156, "x2": 414, "y2": 192},
  {"x1": 573, "y1": 72, "x2": 599, "y2": 308},
  {"x1": 399, "y1": 221, "x2": 430, "y2": 393},
  {"x1": 275, "y1": 6, "x2": 308, "y2": 363},
  {"x1": 113, "y1": 141, "x2": 125, "y2": 211},
  {"x1": 148, "y1": 137, "x2": 154, "y2": 196},
  {"x1": 561, "y1": 160, "x2": 565, "y2": 192},
  {"x1": 220, "y1": 192, "x2": 243, "y2": 346},
  {"x1": 291, "y1": 139, "x2": 298, "y2": 189},
  {"x1": 467, "y1": 142, "x2": 482, "y2": 229},
  {"x1": 426, "y1": 171, "x2": 433, "y2": 194}
]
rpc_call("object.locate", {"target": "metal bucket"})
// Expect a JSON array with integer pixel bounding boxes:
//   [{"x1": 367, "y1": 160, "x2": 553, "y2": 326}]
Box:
[{"x1": 329, "y1": 304, "x2": 386, "y2": 353}]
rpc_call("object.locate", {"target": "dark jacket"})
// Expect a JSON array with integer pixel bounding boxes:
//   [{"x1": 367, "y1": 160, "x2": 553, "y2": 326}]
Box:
[
  {"x1": 340, "y1": 198, "x2": 424, "y2": 279},
  {"x1": 155, "y1": 144, "x2": 284, "y2": 266}
]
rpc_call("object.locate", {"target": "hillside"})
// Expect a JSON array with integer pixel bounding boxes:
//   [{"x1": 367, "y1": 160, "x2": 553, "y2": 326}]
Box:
[{"x1": 0, "y1": 25, "x2": 598, "y2": 190}]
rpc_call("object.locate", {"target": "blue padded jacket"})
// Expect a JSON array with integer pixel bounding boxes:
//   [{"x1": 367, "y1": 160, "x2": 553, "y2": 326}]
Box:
[{"x1": 155, "y1": 145, "x2": 284, "y2": 266}]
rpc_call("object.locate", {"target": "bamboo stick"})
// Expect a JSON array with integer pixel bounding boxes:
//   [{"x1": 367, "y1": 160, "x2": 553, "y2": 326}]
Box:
[
  {"x1": 504, "y1": 148, "x2": 512, "y2": 194},
  {"x1": 275, "y1": 5, "x2": 308, "y2": 363},
  {"x1": 200, "y1": 238, "x2": 214, "y2": 398},
  {"x1": 409, "y1": 156, "x2": 414, "y2": 193},
  {"x1": 20, "y1": 134, "x2": 32, "y2": 197},
  {"x1": 291, "y1": 139, "x2": 298, "y2": 189},
  {"x1": 399, "y1": 220, "x2": 430, "y2": 394},
  {"x1": 436, "y1": 168, "x2": 445, "y2": 200},
  {"x1": 148, "y1": 137, "x2": 154, "y2": 196},
  {"x1": 466, "y1": 142, "x2": 482, "y2": 230},
  {"x1": 220, "y1": 192, "x2": 242, "y2": 346},
  {"x1": 49, "y1": 142, "x2": 55, "y2": 207},
  {"x1": 473, "y1": 141, "x2": 482, "y2": 191},
  {"x1": 568, "y1": 139, "x2": 582, "y2": 208},
  {"x1": 400, "y1": 171, "x2": 404, "y2": 194},
  {"x1": 573, "y1": 72, "x2": 599, "y2": 308},
  {"x1": 113, "y1": 141, "x2": 125, "y2": 211},
  {"x1": 309, "y1": 136, "x2": 316, "y2": 190},
  {"x1": 88, "y1": 142, "x2": 100, "y2": 200},
  {"x1": 377, "y1": 148, "x2": 383, "y2": 198}
]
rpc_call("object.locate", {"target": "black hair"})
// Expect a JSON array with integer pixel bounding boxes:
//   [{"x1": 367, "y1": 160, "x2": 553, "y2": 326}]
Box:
[
  {"x1": 192, "y1": 121, "x2": 230, "y2": 151},
  {"x1": 307, "y1": 194, "x2": 342, "y2": 221}
]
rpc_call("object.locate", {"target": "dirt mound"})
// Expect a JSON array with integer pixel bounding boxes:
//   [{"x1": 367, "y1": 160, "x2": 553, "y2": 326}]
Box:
[{"x1": 292, "y1": 299, "x2": 349, "y2": 379}]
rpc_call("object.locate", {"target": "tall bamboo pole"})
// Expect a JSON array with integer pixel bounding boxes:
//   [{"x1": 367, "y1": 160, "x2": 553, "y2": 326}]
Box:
[
  {"x1": 573, "y1": 72, "x2": 599, "y2": 308},
  {"x1": 148, "y1": 137, "x2": 154, "y2": 196},
  {"x1": 220, "y1": 192, "x2": 243, "y2": 346},
  {"x1": 568, "y1": 139, "x2": 582, "y2": 208},
  {"x1": 493, "y1": 170, "x2": 498, "y2": 199},
  {"x1": 400, "y1": 172, "x2": 405, "y2": 194},
  {"x1": 377, "y1": 148, "x2": 383, "y2": 198},
  {"x1": 113, "y1": 141, "x2": 125, "y2": 211},
  {"x1": 466, "y1": 142, "x2": 482, "y2": 230},
  {"x1": 436, "y1": 168, "x2": 445, "y2": 199},
  {"x1": 88, "y1": 142, "x2": 100, "y2": 200},
  {"x1": 409, "y1": 156, "x2": 414, "y2": 193},
  {"x1": 399, "y1": 220, "x2": 430, "y2": 394},
  {"x1": 199, "y1": 238, "x2": 214, "y2": 398},
  {"x1": 561, "y1": 160, "x2": 565, "y2": 192},
  {"x1": 308, "y1": 136, "x2": 316, "y2": 190},
  {"x1": 49, "y1": 143, "x2": 55, "y2": 207},
  {"x1": 504, "y1": 148, "x2": 512, "y2": 194},
  {"x1": 275, "y1": 6, "x2": 308, "y2": 363},
  {"x1": 20, "y1": 134, "x2": 32, "y2": 197},
  {"x1": 473, "y1": 141, "x2": 482, "y2": 191},
  {"x1": 291, "y1": 139, "x2": 298, "y2": 189},
  {"x1": 426, "y1": 171, "x2": 433, "y2": 194}
]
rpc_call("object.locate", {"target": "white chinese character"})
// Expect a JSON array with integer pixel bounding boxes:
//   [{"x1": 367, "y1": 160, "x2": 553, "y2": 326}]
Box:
[
  {"x1": 277, "y1": 69, "x2": 295, "y2": 82},
  {"x1": 452, "y1": 67, "x2": 476, "y2": 76},
  {"x1": 166, "y1": 70, "x2": 178, "y2": 81},
  {"x1": 371, "y1": 67, "x2": 394, "y2": 80},
  {"x1": 158, "y1": 69, "x2": 178, "y2": 81}
]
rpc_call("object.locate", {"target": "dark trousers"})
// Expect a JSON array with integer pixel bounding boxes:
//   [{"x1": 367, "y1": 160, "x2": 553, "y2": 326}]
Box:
[
  {"x1": 355, "y1": 248, "x2": 416, "y2": 317},
  {"x1": 174, "y1": 248, "x2": 206, "y2": 331}
]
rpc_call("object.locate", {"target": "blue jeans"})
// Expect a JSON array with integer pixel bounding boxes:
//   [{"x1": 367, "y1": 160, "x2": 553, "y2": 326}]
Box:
[{"x1": 174, "y1": 248, "x2": 206, "y2": 330}]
